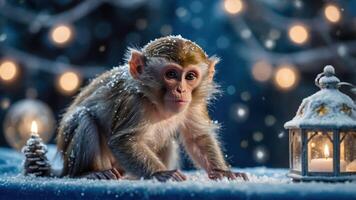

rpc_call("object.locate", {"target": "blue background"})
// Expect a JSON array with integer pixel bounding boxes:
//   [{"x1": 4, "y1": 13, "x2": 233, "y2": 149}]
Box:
[{"x1": 0, "y1": 0, "x2": 355, "y2": 169}]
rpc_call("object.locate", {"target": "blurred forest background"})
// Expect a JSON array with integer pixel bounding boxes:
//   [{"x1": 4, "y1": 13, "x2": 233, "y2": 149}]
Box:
[{"x1": 0, "y1": 0, "x2": 355, "y2": 169}]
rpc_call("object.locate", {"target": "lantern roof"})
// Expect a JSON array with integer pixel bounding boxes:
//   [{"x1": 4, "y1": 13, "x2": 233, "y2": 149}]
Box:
[{"x1": 285, "y1": 65, "x2": 356, "y2": 129}]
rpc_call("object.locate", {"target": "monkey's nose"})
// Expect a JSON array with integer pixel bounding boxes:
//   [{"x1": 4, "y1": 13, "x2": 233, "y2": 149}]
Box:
[{"x1": 176, "y1": 87, "x2": 186, "y2": 93}]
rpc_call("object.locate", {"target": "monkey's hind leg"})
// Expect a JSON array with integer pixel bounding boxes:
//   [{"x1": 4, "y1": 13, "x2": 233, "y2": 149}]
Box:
[{"x1": 64, "y1": 109, "x2": 117, "y2": 179}]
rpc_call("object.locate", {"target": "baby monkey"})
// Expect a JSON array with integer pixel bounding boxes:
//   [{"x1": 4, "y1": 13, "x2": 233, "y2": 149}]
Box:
[{"x1": 57, "y1": 35, "x2": 248, "y2": 181}]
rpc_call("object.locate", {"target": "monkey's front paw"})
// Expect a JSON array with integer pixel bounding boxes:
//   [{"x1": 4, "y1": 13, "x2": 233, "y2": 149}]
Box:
[
  {"x1": 208, "y1": 169, "x2": 249, "y2": 181},
  {"x1": 151, "y1": 169, "x2": 187, "y2": 182}
]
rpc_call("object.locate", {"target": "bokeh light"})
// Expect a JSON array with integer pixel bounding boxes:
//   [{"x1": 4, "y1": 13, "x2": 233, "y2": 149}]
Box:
[
  {"x1": 57, "y1": 71, "x2": 81, "y2": 95},
  {"x1": 160, "y1": 24, "x2": 173, "y2": 36},
  {"x1": 226, "y1": 85, "x2": 236, "y2": 95},
  {"x1": 288, "y1": 24, "x2": 309, "y2": 45},
  {"x1": 240, "y1": 140, "x2": 248, "y2": 148},
  {"x1": 0, "y1": 60, "x2": 18, "y2": 83},
  {"x1": 253, "y1": 146, "x2": 269, "y2": 163},
  {"x1": 264, "y1": 39, "x2": 275, "y2": 49},
  {"x1": 324, "y1": 4, "x2": 341, "y2": 23},
  {"x1": 252, "y1": 131, "x2": 264, "y2": 142},
  {"x1": 240, "y1": 29, "x2": 251, "y2": 39},
  {"x1": 237, "y1": 107, "x2": 247, "y2": 117},
  {"x1": 337, "y1": 45, "x2": 347, "y2": 57},
  {"x1": 1, "y1": 98, "x2": 10, "y2": 110},
  {"x1": 274, "y1": 64, "x2": 299, "y2": 91},
  {"x1": 26, "y1": 88, "x2": 38, "y2": 99},
  {"x1": 231, "y1": 103, "x2": 249, "y2": 122},
  {"x1": 224, "y1": 0, "x2": 243, "y2": 15},
  {"x1": 136, "y1": 18, "x2": 148, "y2": 30},
  {"x1": 294, "y1": 0, "x2": 303, "y2": 9},
  {"x1": 278, "y1": 131, "x2": 285, "y2": 139},
  {"x1": 240, "y1": 91, "x2": 251, "y2": 101},
  {"x1": 264, "y1": 115, "x2": 276, "y2": 126},
  {"x1": 251, "y1": 60, "x2": 273, "y2": 82},
  {"x1": 50, "y1": 24, "x2": 73, "y2": 45}
]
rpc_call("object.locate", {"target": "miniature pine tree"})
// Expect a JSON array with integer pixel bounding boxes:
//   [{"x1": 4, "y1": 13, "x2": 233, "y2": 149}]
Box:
[{"x1": 22, "y1": 134, "x2": 51, "y2": 177}]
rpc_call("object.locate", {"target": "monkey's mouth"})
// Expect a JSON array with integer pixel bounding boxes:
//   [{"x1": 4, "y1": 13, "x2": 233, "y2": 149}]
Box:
[
  {"x1": 167, "y1": 99, "x2": 189, "y2": 105},
  {"x1": 175, "y1": 100, "x2": 189, "y2": 104}
]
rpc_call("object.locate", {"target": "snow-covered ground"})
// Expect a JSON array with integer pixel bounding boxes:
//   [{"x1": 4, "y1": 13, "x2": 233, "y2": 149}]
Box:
[{"x1": 0, "y1": 147, "x2": 355, "y2": 200}]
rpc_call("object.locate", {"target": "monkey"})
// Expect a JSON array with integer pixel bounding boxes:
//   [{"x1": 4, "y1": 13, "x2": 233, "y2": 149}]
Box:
[{"x1": 57, "y1": 35, "x2": 248, "y2": 181}]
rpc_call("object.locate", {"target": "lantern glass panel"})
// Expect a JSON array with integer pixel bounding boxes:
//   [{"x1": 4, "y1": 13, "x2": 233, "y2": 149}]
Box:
[
  {"x1": 340, "y1": 131, "x2": 356, "y2": 172},
  {"x1": 291, "y1": 129, "x2": 302, "y2": 171},
  {"x1": 308, "y1": 131, "x2": 333, "y2": 172}
]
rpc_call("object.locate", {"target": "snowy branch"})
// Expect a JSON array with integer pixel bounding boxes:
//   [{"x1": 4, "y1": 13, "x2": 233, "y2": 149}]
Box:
[
  {"x1": 0, "y1": 0, "x2": 147, "y2": 78},
  {"x1": 253, "y1": 0, "x2": 328, "y2": 31},
  {"x1": 228, "y1": 16, "x2": 265, "y2": 51},
  {"x1": 227, "y1": 0, "x2": 356, "y2": 73},
  {"x1": 237, "y1": 40, "x2": 356, "y2": 71},
  {"x1": 0, "y1": 46, "x2": 106, "y2": 78},
  {"x1": 0, "y1": 0, "x2": 146, "y2": 32}
]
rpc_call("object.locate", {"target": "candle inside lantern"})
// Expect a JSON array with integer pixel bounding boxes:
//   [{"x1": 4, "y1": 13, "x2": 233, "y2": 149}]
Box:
[
  {"x1": 310, "y1": 144, "x2": 347, "y2": 172},
  {"x1": 30, "y1": 121, "x2": 38, "y2": 136},
  {"x1": 310, "y1": 144, "x2": 333, "y2": 172}
]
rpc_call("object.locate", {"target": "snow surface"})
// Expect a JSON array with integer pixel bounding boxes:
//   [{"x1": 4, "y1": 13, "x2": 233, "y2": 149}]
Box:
[{"x1": 0, "y1": 147, "x2": 356, "y2": 200}]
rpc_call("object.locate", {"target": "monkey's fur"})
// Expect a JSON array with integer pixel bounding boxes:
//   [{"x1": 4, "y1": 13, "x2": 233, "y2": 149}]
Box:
[{"x1": 57, "y1": 36, "x2": 246, "y2": 181}]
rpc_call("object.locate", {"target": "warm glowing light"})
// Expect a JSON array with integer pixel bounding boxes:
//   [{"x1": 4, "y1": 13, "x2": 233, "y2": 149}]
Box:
[
  {"x1": 50, "y1": 24, "x2": 73, "y2": 45},
  {"x1": 288, "y1": 24, "x2": 309, "y2": 45},
  {"x1": 57, "y1": 71, "x2": 81, "y2": 95},
  {"x1": 324, "y1": 5, "x2": 341, "y2": 23},
  {"x1": 224, "y1": 0, "x2": 243, "y2": 15},
  {"x1": 0, "y1": 60, "x2": 18, "y2": 82},
  {"x1": 324, "y1": 144, "x2": 330, "y2": 159},
  {"x1": 31, "y1": 121, "x2": 38, "y2": 135},
  {"x1": 274, "y1": 65, "x2": 299, "y2": 90},
  {"x1": 251, "y1": 60, "x2": 273, "y2": 82}
]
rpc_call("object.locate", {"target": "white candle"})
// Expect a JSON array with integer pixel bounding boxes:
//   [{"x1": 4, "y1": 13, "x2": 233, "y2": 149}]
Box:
[
  {"x1": 309, "y1": 158, "x2": 347, "y2": 172},
  {"x1": 309, "y1": 143, "x2": 347, "y2": 171},
  {"x1": 310, "y1": 158, "x2": 333, "y2": 172},
  {"x1": 309, "y1": 144, "x2": 347, "y2": 172},
  {"x1": 310, "y1": 144, "x2": 333, "y2": 172}
]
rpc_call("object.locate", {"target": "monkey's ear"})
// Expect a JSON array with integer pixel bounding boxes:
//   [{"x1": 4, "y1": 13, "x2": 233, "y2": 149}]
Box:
[
  {"x1": 208, "y1": 56, "x2": 220, "y2": 82},
  {"x1": 128, "y1": 49, "x2": 145, "y2": 79}
]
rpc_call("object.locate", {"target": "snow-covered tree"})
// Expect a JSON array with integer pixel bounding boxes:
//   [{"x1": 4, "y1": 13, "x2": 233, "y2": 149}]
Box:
[{"x1": 22, "y1": 134, "x2": 51, "y2": 177}]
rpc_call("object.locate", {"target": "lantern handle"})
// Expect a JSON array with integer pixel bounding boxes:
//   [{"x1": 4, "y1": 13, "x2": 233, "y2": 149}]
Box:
[
  {"x1": 314, "y1": 71, "x2": 324, "y2": 88},
  {"x1": 338, "y1": 82, "x2": 356, "y2": 95}
]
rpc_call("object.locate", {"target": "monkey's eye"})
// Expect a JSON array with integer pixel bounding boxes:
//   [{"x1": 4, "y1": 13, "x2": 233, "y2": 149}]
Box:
[
  {"x1": 165, "y1": 70, "x2": 178, "y2": 79},
  {"x1": 185, "y1": 72, "x2": 197, "y2": 81}
]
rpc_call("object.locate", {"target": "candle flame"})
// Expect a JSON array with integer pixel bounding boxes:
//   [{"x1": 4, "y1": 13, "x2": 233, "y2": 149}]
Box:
[
  {"x1": 31, "y1": 121, "x2": 38, "y2": 134},
  {"x1": 324, "y1": 144, "x2": 330, "y2": 159}
]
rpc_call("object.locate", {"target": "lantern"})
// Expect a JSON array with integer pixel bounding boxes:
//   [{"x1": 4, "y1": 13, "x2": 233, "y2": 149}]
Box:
[{"x1": 285, "y1": 65, "x2": 356, "y2": 181}]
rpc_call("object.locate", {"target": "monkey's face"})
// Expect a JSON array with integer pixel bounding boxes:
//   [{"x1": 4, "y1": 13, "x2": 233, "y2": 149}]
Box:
[{"x1": 161, "y1": 63, "x2": 202, "y2": 114}]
